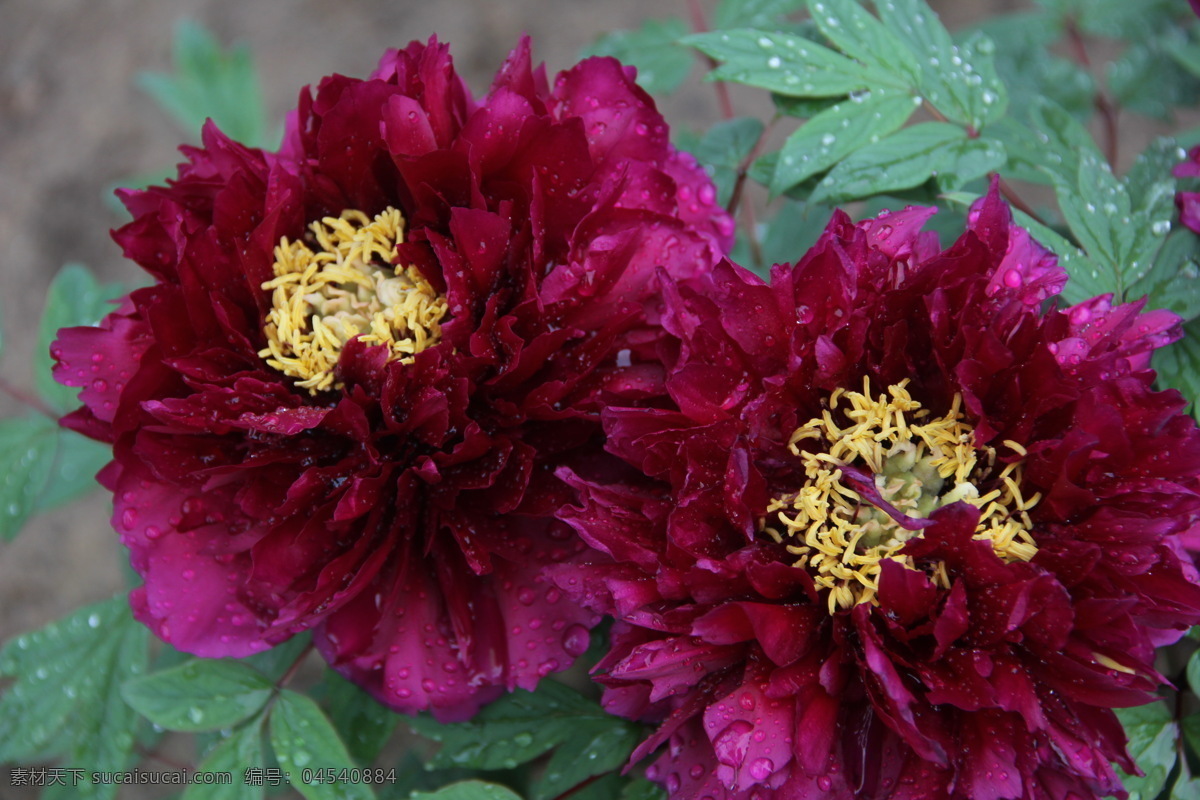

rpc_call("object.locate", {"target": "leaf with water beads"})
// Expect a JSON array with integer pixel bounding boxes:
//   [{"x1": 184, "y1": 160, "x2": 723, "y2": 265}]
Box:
[
  {"x1": 410, "y1": 680, "x2": 641, "y2": 788},
  {"x1": 691, "y1": 116, "x2": 764, "y2": 206},
  {"x1": 873, "y1": 0, "x2": 1007, "y2": 130},
  {"x1": 269, "y1": 690, "x2": 375, "y2": 800},
  {"x1": 806, "y1": 0, "x2": 922, "y2": 88},
  {"x1": 715, "y1": 0, "x2": 805, "y2": 30},
  {"x1": 531, "y1": 719, "x2": 642, "y2": 800},
  {"x1": 770, "y1": 87, "x2": 916, "y2": 195},
  {"x1": 324, "y1": 669, "x2": 398, "y2": 766},
  {"x1": 183, "y1": 719, "x2": 266, "y2": 800},
  {"x1": 0, "y1": 414, "x2": 59, "y2": 541},
  {"x1": 808, "y1": 122, "x2": 1004, "y2": 204},
  {"x1": 0, "y1": 596, "x2": 147, "y2": 800},
  {"x1": 1114, "y1": 702, "x2": 1178, "y2": 800},
  {"x1": 684, "y1": 29, "x2": 904, "y2": 98},
  {"x1": 1154, "y1": 320, "x2": 1200, "y2": 420},
  {"x1": 37, "y1": 263, "x2": 126, "y2": 414},
  {"x1": 409, "y1": 781, "x2": 523, "y2": 800},
  {"x1": 121, "y1": 658, "x2": 274, "y2": 732},
  {"x1": 1129, "y1": 231, "x2": 1200, "y2": 323},
  {"x1": 583, "y1": 18, "x2": 693, "y2": 96}
]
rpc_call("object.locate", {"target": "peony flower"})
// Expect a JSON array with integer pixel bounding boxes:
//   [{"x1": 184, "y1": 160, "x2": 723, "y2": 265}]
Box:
[
  {"x1": 1174, "y1": 145, "x2": 1200, "y2": 235},
  {"x1": 551, "y1": 183, "x2": 1200, "y2": 798},
  {"x1": 52, "y1": 37, "x2": 731, "y2": 720}
]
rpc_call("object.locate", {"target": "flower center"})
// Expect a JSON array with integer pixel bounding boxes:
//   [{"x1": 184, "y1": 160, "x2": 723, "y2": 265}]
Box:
[
  {"x1": 763, "y1": 379, "x2": 1040, "y2": 614},
  {"x1": 259, "y1": 208, "x2": 448, "y2": 393}
]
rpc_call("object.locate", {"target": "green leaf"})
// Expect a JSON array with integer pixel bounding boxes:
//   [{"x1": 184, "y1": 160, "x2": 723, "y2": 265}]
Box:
[
  {"x1": 1109, "y1": 39, "x2": 1200, "y2": 122},
  {"x1": 684, "y1": 29, "x2": 901, "y2": 96},
  {"x1": 806, "y1": 0, "x2": 922, "y2": 87},
  {"x1": 1051, "y1": 148, "x2": 1170, "y2": 301},
  {"x1": 583, "y1": 18, "x2": 693, "y2": 96},
  {"x1": 410, "y1": 681, "x2": 638, "y2": 774},
  {"x1": 533, "y1": 721, "x2": 642, "y2": 800},
  {"x1": 1189, "y1": 646, "x2": 1200, "y2": 695},
  {"x1": 620, "y1": 778, "x2": 667, "y2": 800},
  {"x1": 1184, "y1": 712, "x2": 1200, "y2": 761},
  {"x1": 0, "y1": 596, "x2": 147, "y2": 799},
  {"x1": 871, "y1": 0, "x2": 1007, "y2": 130},
  {"x1": 973, "y1": 12, "x2": 1091, "y2": 120},
  {"x1": 715, "y1": 0, "x2": 805, "y2": 30},
  {"x1": 409, "y1": 782, "x2": 523, "y2": 800},
  {"x1": 37, "y1": 262, "x2": 126, "y2": 414},
  {"x1": 0, "y1": 414, "x2": 59, "y2": 541},
  {"x1": 183, "y1": 721, "x2": 266, "y2": 800},
  {"x1": 269, "y1": 690, "x2": 375, "y2": 800},
  {"x1": 121, "y1": 659, "x2": 274, "y2": 732},
  {"x1": 32, "y1": 429, "x2": 112, "y2": 515},
  {"x1": 240, "y1": 632, "x2": 312, "y2": 681},
  {"x1": 1154, "y1": 320, "x2": 1200, "y2": 419},
  {"x1": 325, "y1": 670, "x2": 398, "y2": 766},
  {"x1": 1171, "y1": 759, "x2": 1200, "y2": 800},
  {"x1": 809, "y1": 122, "x2": 966, "y2": 204},
  {"x1": 692, "y1": 116, "x2": 764, "y2": 205},
  {"x1": 1128, "y1": 231, "x2": 1200, "y2": 323},
  {"x1": 137, "y1": 20, "x2": 269, "y2": 146},
  {"x1": 770, "y1": 88, "x2": 917, "y2": 194},
  {"x1": 1114, "y1": 703, "x2": 1178, "y2": 800}
]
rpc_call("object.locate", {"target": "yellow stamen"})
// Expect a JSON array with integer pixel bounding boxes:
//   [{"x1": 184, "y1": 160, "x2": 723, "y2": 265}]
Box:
[
  {"x1": 767, "y1": 378, "x2": 1040, "y2": 612},
  {"x1": 258, "y1": 208, "x2": 449, "y2": 393}
]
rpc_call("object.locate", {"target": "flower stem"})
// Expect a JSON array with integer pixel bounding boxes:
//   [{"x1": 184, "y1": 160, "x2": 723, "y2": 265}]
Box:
[
  {"x1": 0, "y1": 378, "x2": 56, "y2": 420},
  {"x1": 1066, "y1": 18, "x2": 1120, "y2": 168},
  {"x1": 993, "y1": 175, "x2": 1050, "y2": 228},
  {"x1": 276, "y1": 642, "x2": 315, "y2": 689}
]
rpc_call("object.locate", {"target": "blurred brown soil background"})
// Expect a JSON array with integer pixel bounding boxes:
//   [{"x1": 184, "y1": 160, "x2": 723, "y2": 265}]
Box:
[{"x1": 1, "y1": 0, "x2": 1169, "y2": 797}]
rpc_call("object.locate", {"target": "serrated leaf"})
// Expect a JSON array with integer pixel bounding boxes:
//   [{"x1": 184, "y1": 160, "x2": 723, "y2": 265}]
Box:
[
  {"x1": 122, "y1": 659, "x2": 274, "y2": 732},
  {"x1": 183, "y1": 721, "x2": 266, "y2": 800},
  {"x1": 1154, "y1": 320, "x2": 1200, "y2": 419},
  {"x1": 409, "y1": 782, "x2": 523, "y2": 800},
  {"x1": 410, "y1": 681, "x2": 629, "y2": 772},
  {"x1": 715, "y1": 0, "x2": 805, "y2": 30},
  {"x1": 872, "y1": 0, "x2": 1006, "y2": 130},
  {"x1": 1128, "y1": 231, "x2": 1200, "y2": 322},
  {"x1": 0, "y1": 414, "x2": 59, "y2": 541},
  {"x1": 37, "y1": 262, "x2": 126, "y2": 413},
  {"x1": 973, "y1": 12, "x2": 1091, "y2": 120},
  {"x1": 1114, "y1": 703, "x2": 1178, "y2": 800},
  {"x1": 325, "y1": 670, "x2": 398, "y2": 767},
  {"x1": 770, "y1": 88, "x2": 916, "y2": 194},
  {"x1": 138, "y1": 20, "x2": 269, "y2": 146},
  {"x1": 809, "y1": 121, "x2": 965, "y2": 204},
  {"x1": 1109, "y1": 39, "x2": 1200, "y2": 122},
  {"x1": 1189, "y1": 647, "x2": 1200, "y2": 695},
  {"x1": 1052, "y1": 150, "x2": 1153, "y2": 299},
  {"x1": 806, "y1": 0, "x2": 922, "y2": 86},
  {"x1": 583, "y1": 19, "x2": 693, "y2": 96},
  {"x1": 0, "y1": 596, "x2": 147, "y2": 796},
  {"x1": 269, "y1": 690, "x2": 375, "y2": 800},
  {"x1": 532, "y1": 721, "x2": 642, "y2": 800},
  {"x1": 684, "y1": 29, "x2": 903, "y2": 97}
]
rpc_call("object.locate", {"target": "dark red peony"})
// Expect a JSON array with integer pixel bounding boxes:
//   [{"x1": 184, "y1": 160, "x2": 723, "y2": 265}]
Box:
[
  {"x1": 51, "y1": 37, "x2": 731, "y2": 720},
  {"x1": 551, "y1": 184, "x2": 1200, "y2": 798},
  {"x1": 1174, "y1": 145, "x2": 1200, "y2": 235}
]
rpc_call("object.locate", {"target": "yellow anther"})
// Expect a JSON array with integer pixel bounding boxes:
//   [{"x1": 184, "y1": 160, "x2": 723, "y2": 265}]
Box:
[
  {"x1": 768, "y1": 378, "x2": 1039, "y2": 613},
  {"x1": 258, "y1": 208, "x2": 448, "y2": 393}
]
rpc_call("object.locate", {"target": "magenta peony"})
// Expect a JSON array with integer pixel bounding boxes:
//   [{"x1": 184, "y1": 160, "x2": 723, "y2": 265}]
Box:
[
  {"x1": 1174, "y1": 145, "x2": 1200, "y2": 235},
  {"x1": 551, "y1": 184, "x2": 1200, "y2": 798},
  {"x1": 51, "y1": 37, "x2": 731, "y2": 720}
]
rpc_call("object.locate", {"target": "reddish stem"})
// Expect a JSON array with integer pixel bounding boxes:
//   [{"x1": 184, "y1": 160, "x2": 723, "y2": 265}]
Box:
[
  {"x1": 1066, "y1": 19, "x2": 1120, "y2": 168},
  {"x1": 277, "y1": 642, "x2": 315, "y2": 689},
  {"x1": 686, "y1": 0, "x2": 735, "y2": 120},
  {"x1": 0, "y1": 378, "x2": 56, "y2": 420},
  {"x1": 993, "y1": 175, "x2": 1050, "y2": 228}
]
